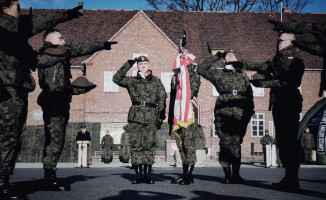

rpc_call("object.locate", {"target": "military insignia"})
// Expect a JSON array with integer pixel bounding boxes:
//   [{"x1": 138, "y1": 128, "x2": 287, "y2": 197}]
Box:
[{"x1": 288, "y1": 57, "x2": 294, "y2": 60}]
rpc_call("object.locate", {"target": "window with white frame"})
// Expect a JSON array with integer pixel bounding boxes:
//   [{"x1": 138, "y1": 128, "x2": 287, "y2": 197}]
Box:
[
  {"x1": 213, "y1": 86, "x2": 219, "y2": 96},
  {"x1": 251, "y1": 113, "x2": 265, "y2": 137},
  {"x1": 251, "y1": 84, "x2": 264, "y2": 97},
  {"x1": 161, "y1": 72, "x2": 174, "y2": 93},
  {"x1": 268, "y1": 121, "x2": 274, "y2": 136},
  {"x1": 104, "y1": 71, "x2": 119, "y2": 92},
  {"x1": 212, "y1": 113, "x2": 218, "y2": 137}
]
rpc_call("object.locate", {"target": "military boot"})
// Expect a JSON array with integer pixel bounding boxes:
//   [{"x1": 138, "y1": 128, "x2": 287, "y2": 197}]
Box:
[
  {"x1": 44, "y1": 169, "x2": 71, "y2": 191},
  {"x1": 179, "y1": 164, "x2": 194, "y2": 185},
  {"x1": 143, "y1": 164, "x2": 155, "y2": 184},
  {"x1": 171, "y1": 164, "x2": 187, "y2": 184},
  {"x1": 0, "y1": 175, "x2": 26, "y2": 200},
  {"x1": 272, "y1": 167, "x2": 300, "y2": 192},
  {"x1": 222, "y1": 167, "x2": 232, "y2": 184},
  {"x1": 230, "y1": 161, "x2": 246, "y2": 184},
  {"x1": 132, "y1": 165, "x2": 142, "y2": 184}
]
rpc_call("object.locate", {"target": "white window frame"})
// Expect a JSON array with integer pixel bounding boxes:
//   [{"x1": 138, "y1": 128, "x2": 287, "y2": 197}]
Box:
[
  {"x1": 268, "y1": 121, "x2": 274, "y2": 136},
  {"x1": 104, "y1": 71, "x2": 119, "y2": 92},
  {"x1": 161, "y1": 72, "x2": 174, "y2": 93},
  {"x1": 251, "y1": 84, "x2": 264, "y2": 97},
  {"x1": 212, "y1": 113, "x2": 218, "y2": 137},
  {"x1": 213, "y1": 86, "x2": 219, "y2": 96},
  {"x1": 251, "y1": 113, "x2": 265, "y2": 137}
]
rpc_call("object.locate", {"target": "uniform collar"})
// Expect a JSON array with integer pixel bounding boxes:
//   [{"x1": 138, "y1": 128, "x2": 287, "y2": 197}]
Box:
[{"x1": 278, "y1": 45, "x2": 297, "y2": 56}]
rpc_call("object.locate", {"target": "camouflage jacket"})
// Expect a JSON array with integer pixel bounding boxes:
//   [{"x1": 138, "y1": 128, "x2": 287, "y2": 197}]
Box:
[
  {"x1": 301, "y1": 133, "x2": 315, "y2": 149},
  {"x1": 169, "y1": 64, "x2": 201, "y2": 123},
  {"x1": 101, "y1": 135, "x2": 114, "y2": 149},
  {"x1": 260, "y1": 135, "x2": 274, "y2": 146},
  {"x1": 197, "y1": 54, "x2": 254, "y2": 119},
  {"x1": 245, "y1": 46, "x2": 305, "y2": 111},
  {"x1": 113, "y1": 61, "x2": 167, "y2": 125},
  {"x1": 0, "y1": 11, "x2": 77, "y2": 90},
  {"x1": 37, "y1": 42, "x2": 105, "y2": 92}
]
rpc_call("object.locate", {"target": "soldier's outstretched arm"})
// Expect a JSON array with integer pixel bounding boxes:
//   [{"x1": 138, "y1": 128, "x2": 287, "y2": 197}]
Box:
[
  {"x1": 112, "y1": 59, "x2": 136, "y2": 87},
  {"x1": 292, "y1": 40, "x2": 325, "y2": 57},
  {"x1": 244, "y1": 60, "x2": 272, "y2": 74},
  {"x1": 189, "y1": 66, "x2": 201, "y2": 98},
  {"x1": 19, "y1": 6, "x2": 83, "y2": 38},
  {"x1": 70, "y1": 41, "x2": 117, "y2": 58},
  {"x1": 36, "y1": 54, "x2": 66, "y2": 69},
  {"x1": 197, "y1": 52, "x2": 222, "y2": 81}
]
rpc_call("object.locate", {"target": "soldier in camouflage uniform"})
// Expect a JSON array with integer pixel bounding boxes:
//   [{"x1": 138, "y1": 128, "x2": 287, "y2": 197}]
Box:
[
  {"x1": 170, "y1": 63, "x2": 204, "y2": 185},
  {"x1": 300, "y1": 127, "x2": 315, "y2": 164},
  {"x1": 37, "y1": 29, "x2": 116, "y2": 191},
  {"x1": 260, "y1": 130, "x2": 273, "y2": 165},
  {"x1": 243, "y1": 32, "x2": 305, "y2": 191},
  {"x1": 101, "y1": 130, "x2": 114, "y2": 164},
  {"x1": 197, "y1": 50, "x2": 254, "y2": 184},
  {"x1": 113, "y1": 56, "x2": 167, "y2": 184},
  {"x1": 0, "y1": 1, "x2": 84, "y2": 198},
  {"x1": 119, "y1": 130, "x2": 131, "y2": 163}
]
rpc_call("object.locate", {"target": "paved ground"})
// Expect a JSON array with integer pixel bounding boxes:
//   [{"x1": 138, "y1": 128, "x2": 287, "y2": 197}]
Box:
[{"x1": 10, "y1": 160, "x2": 326, "y2": 200}]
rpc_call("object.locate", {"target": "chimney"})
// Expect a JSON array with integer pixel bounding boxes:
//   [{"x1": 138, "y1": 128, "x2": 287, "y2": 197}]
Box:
[{"x1": 283, "y1": 7, "x2": 291, "y2": 13}]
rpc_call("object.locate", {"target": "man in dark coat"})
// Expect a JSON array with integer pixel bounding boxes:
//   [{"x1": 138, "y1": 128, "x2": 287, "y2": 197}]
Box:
[
  {"x1": 0, "y1": 0, "x2": 83, "y2": 198},
  {"x1": 300, "y1": 127, "x2": 315, "y2": 164},
  {"x1": 260, "y1": 130, "x2": 274, "y2": 165},
  {"x1": 244, "y1": 32, "x2": 305, "y2": 192},
  {"x1": 197, "y1": 50, "x2": 254, "y2": 184}
]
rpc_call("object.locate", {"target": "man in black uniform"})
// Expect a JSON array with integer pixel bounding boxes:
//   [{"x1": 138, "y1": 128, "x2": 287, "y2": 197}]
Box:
[{"x1": 244, "y1": 32, "x2": 305, "y2": 191}]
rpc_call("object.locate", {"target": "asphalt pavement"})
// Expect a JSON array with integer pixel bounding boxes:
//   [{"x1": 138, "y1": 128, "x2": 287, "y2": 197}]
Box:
[{"x1": 10, "y1": 160, "x2": 326, "y2": 200}]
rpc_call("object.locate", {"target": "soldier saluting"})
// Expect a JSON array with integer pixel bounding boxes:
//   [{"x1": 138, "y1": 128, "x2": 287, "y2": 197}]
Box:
[
  {"x1": 37, "y1": 28, "x2": 116, "y2": 191},
  {"x1": 113, "y1": 56, "x2": 167, "y2": 184},
  {"x1": 197, "y1": 50, "x2": 254, "y2": 184},
  {"x1": 0, "y1": 0, "x2": 84, "y2": 199}
]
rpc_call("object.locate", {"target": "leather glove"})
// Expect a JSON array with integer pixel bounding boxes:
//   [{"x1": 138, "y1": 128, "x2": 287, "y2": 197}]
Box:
[
  {"x1": 215, "y1": 51, "x2": 223, "y2": 58},
  {"x1": 268, "y1": 19, "x2": 296, "y2": 33},
  {"x1": 249, "y1": 79, "x2": 262, "y2": 87},
  {"x1": 128, "y1": 58, "x2": 138, "y2": 66},
  {"x1": 67, "y1": 5, "x2": 83, "y2": 20},
  {"x1": 156, "y1": 120, "x2": 163, "y2": 130},
  {"x1": 104, "y1": 41, "x2": 118, "y2": 50},
  {"x1": 227, "y1": 61, "x2": 244, "y2": 70}
]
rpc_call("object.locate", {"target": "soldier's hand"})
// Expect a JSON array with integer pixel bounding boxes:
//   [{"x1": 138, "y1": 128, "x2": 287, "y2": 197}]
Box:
[
  {"x1": 215, "y1": 51, "x2": 223, "y2": 58},
  {"x1": 156, "y1": 120, "x2": 163, "y2": 130},
  {"x1": 268, "y1": 19, "x2": 296, "y2": 33},
  {"x1": 249, "y1": 79, "x2": 262, "y2": 87},
  {"x1": 228, "y1": 61, "x2": 244, "y2": 70},
  {"x1": 67, "y1": 5, "x2": 83, "y2": 19},
  {"x1": 104, "y1": 41, "x2": 118, "y2": 50}
]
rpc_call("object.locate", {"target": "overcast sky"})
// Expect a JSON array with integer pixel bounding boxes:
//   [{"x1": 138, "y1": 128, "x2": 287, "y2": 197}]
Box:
[{"x1": 19, "y1": 0, "x2": 326, "y2": 13}]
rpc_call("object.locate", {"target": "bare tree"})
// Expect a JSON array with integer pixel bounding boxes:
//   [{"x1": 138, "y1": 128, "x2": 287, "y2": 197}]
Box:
[
  {"x1": 256, "y1": 0, "x2": 312, "y2": 12},
  {"x1": 144, "y1": 0, "x2": 311, "y2": 12}
]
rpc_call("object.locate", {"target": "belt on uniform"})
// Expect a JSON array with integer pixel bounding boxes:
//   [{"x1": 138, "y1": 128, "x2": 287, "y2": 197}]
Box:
[
  {"x1": 132, "y1": 101, "x2": 157, "y2": 108},
  {"x1": 219, "y1": 90, "x2": 244, "y2": 96}
]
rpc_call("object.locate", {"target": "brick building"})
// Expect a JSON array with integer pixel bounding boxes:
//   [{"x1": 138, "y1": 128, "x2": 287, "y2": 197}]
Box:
[{"x1": 25, "y1": 9, "x2": 326, "y2": 161}]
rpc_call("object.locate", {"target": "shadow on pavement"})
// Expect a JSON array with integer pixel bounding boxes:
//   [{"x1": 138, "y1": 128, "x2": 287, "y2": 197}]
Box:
[
  {"x1": 12, "y1": 175, "x2": 100, "y2": 196},
  {"x1": 191, "y1": 191, "x2": 262, "y2": 200},
  {"x1": 100, "y1": 190, "x2": 184, "y2": 200}
]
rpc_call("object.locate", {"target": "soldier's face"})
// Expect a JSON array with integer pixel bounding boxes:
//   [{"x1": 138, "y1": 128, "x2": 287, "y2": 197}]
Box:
[
  {"x1": 224, "y1": 53, "x2": 237, "y2": 63},
  {"x1": 3, "y1": 1, "x2": 20, "y2": 18},
  {"x1": 47, "y1": 31, "x2": 65, "y2": 45},
  {"x1": 137, "y1": 61, "x2": 149, "y2": 73},
  {"x1": 278, "y1": 34, "x2": 293, "y2": 51}
]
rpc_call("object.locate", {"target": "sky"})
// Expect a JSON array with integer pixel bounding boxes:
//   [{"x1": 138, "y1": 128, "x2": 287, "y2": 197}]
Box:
[{"x1": 19, "y1": 0, "x2": 326, "y2": 13}]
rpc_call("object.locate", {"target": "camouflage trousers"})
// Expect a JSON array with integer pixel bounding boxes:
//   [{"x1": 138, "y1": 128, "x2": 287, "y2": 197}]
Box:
[
  {"x1": 102, "y1": 147, "x2": 113, "y2": 160},
  {"x1": 126, "y1": 122, "x2": 157, "y2": 165},
  {"x1": 119, "y1": 132, "x2": 131, "y2": 162},
  {"x1": 215, "y1": 114, "x2": 250, "y2": 168},
  {"x1": 0, "y1": 87, "x2": 27, "y2": 176},
  {"x1": 42, "y1": 110, "x2": 69, "y2": 170},
  {"x1": 175, "y1": 123, "x2": 199, "y2": 165}
]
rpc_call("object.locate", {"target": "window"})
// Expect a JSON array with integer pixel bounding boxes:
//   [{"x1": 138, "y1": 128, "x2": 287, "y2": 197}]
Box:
[
  {"x1": 251, "y1": 84, "x2": 264, "y2": 97},
  {"x1": 213, "y1": 86, "x2": 219, "y2": 97},
  {"x1": 212, "y1": 113, "x2": 218, "y2": 137},
  {"x1": 161, "y1": 72, "x2": 175, "y2": 93},
  {"x1": 268, "y1": 121, "x2": 274, "y2": 136},
  {"x1": 251, "y1": 113, "x2": 265, "y2": 137},
  {"x1": 104, "y1": 71, "x2": 119, "y2": 92}
]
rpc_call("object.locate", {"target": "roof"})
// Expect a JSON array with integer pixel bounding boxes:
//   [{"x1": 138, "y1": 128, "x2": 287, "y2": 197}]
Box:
[{"x1": 27, "y1": 9, "x2": 326, "y2": 69}]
